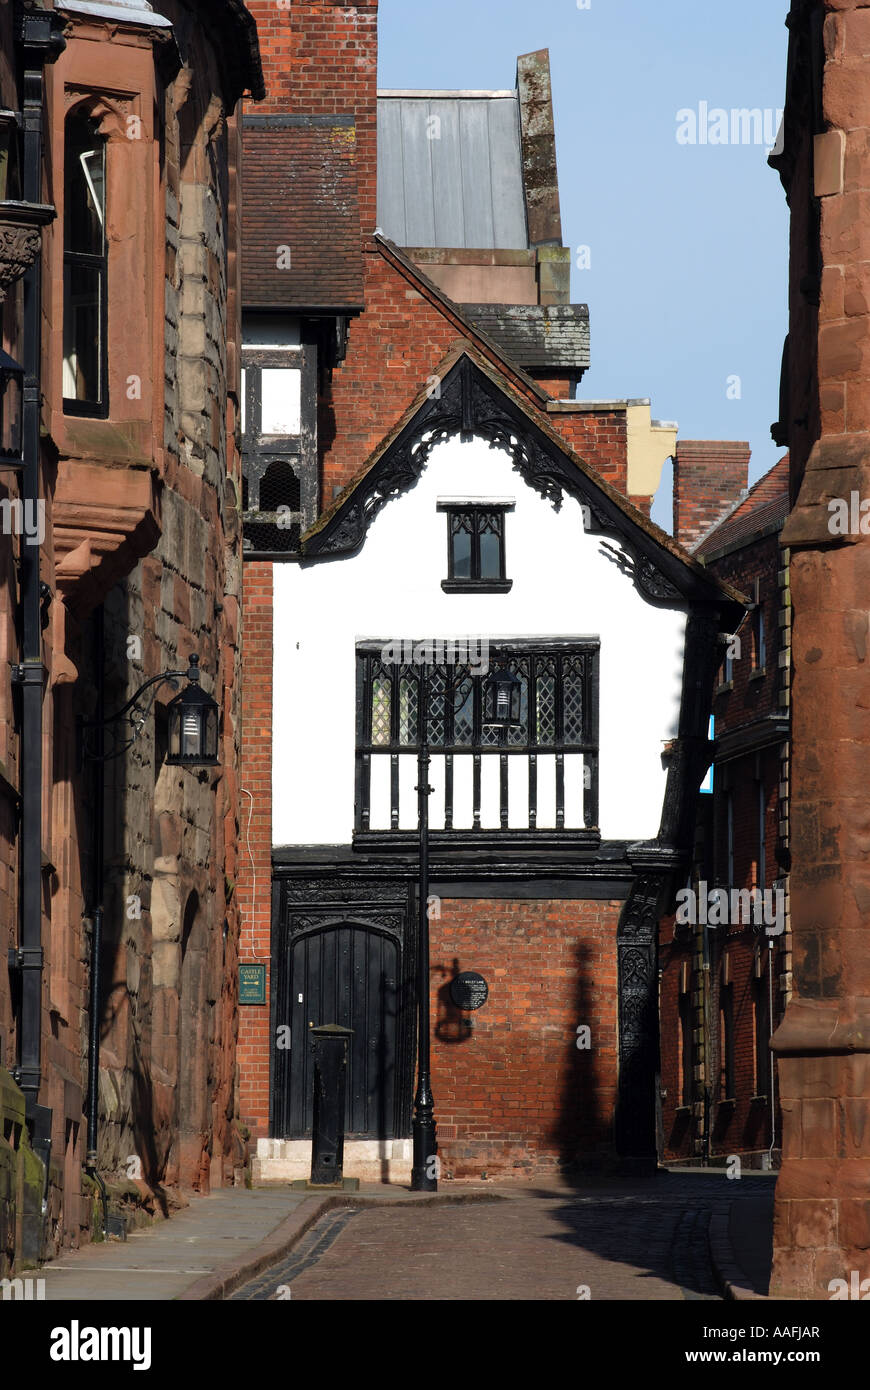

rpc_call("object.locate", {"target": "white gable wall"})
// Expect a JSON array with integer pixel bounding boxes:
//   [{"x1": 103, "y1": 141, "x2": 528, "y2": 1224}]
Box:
[{"x1": 271, "y1": 434, "x2": 688, "y2": 846}]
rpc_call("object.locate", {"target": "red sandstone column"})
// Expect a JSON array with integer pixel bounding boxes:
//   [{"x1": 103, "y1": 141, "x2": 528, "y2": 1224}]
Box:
[{"x1": 772, "y1": 0, "x2": 870, "y2": 1299}]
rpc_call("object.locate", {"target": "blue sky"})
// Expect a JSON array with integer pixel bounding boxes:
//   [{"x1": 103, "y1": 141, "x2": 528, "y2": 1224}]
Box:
[{"x1": 378, "y1": 0, "x2": 790, "y2": 531}]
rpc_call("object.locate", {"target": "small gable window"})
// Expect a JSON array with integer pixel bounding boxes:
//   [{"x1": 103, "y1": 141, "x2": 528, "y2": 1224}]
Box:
[{"x1": 438, "y1": 501, "x2": 514, "y2": 593}]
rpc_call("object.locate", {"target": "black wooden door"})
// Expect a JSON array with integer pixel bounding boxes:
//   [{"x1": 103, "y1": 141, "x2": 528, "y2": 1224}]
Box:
[{"x1": 287, "y1": 923, "x2": 400, "y2": 1139}]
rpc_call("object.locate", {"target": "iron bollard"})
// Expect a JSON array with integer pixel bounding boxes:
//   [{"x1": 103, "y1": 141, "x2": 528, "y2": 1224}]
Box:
[{"x1": 309, "y1": 1024, "x2": 354, "y2": 1186}]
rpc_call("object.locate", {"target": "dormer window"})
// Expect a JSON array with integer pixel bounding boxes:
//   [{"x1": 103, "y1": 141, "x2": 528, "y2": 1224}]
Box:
[{"x1": 438, "y1": 501, "x2": 513, "y2": 593}]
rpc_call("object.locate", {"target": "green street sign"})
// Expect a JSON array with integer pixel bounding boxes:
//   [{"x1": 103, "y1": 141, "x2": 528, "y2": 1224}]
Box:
[{"x1": 239, "y1": 963, "x2": 266, "y2": 1005}]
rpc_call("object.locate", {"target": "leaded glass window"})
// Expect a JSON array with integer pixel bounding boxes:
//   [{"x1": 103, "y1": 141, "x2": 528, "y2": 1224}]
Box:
[
  {"x1": 371, "y1": 666, "x2": 392, "y2": 746},
  {"x1": 356, "y1": 642, "x2": 599, "y2": 834},
  {"x1": 438, "y1": 503, "x2": 513, "y2": 591}
]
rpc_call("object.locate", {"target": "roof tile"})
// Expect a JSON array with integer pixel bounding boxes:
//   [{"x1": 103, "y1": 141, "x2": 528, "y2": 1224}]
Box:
[{"x1": 242, "y1": 120, "x2": 364, "y2": 310}]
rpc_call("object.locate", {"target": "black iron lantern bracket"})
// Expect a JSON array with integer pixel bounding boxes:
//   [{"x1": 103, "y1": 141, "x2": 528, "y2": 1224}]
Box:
[{"x1": 79, "y1": 654, "x2": 217, "y2": 766}]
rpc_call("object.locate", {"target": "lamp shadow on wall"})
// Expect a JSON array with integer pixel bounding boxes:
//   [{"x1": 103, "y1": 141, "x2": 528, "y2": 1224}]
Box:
[
  {"x1": 433, "y1": 958, "x2": 473, "y2": 1044},
  {"x1": 551, "y1": 940, "x2": 607, "y2": 1173}
]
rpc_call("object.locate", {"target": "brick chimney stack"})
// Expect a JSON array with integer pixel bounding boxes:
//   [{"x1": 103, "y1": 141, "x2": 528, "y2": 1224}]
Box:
[
  {"x1": 245, "y1": 0, "x2": 379, "y2": 235},
  {"x1": 673, "y1": 440, "x2": 751, "y2": 550}
]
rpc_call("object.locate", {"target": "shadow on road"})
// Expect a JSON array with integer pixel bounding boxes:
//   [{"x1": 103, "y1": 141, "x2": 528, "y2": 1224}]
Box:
[{"x1": 521, "y1": 1170, "x2": 775, "y2": 1298}]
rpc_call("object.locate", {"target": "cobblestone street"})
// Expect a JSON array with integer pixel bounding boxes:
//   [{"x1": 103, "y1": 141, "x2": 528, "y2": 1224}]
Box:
[{"x1": 231, "y1": 1174, "x2": 774, "y2": 1302}]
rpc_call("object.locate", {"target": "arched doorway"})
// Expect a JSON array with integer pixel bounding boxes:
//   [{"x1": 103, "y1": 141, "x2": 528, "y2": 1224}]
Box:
[{"x1": 284, "y1": 922, "x2": 401, "y2": 1140}]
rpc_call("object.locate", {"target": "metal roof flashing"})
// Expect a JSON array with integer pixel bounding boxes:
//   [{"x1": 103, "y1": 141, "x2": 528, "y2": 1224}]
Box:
[
  {"x1": 378, "y1": 90, "x2": 518, "y2": 100},
  {"x1": 57, "y1": 0, "x2": 172, "y2": 27}
]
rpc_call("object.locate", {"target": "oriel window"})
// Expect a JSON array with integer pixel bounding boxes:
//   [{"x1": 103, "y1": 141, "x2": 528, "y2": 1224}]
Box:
[
  {"x1": 439, "y1": 502, "x2": 513, "y2": 592},
  {"x1": 63, "y1": 113, "x2": 107, "y2": 416}
]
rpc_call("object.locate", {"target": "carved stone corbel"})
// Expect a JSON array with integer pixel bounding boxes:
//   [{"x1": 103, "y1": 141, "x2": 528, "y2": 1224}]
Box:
[{"x1": 0, "y1": 201, "x2": 55, "y2": 302}]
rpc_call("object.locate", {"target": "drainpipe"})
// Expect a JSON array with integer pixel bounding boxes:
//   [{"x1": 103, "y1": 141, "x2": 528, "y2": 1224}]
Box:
[
  {"x1": 767, "y1": 936, "x2": 776, "y2": 1167},
  {"x1": 701, "y1": 918, "x2": 712, "y2": 1165},
  {"x1": 84, "y1": 605, "x2": 108, "y2": 1233},
  {"x1": 11, "y1": 4, "x2": 65, "y2": 1194}
]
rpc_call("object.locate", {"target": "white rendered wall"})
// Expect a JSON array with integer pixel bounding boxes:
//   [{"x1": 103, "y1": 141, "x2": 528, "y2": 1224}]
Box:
[{"x1": 272, "y1": 434, "x2": 688, "y2": 845}]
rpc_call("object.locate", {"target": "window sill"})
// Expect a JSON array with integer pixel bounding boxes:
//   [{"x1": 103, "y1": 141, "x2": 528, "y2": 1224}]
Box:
[
  {"x1": 748, "y1": 668, "x2": 767, "y2": 682},
  {"x1": 715, "y1": 681, "x2": 733, "y2": 695},
  {"x1": 441, "y1": 579, "x2": 513, "y2": 594},
  {"x1": 353, "y1": 828, "x2": 601, "y2": 853},
  {"x1": 62, "y1": 399, "x2": 110, "y2": 421},
  {"x1": 750, "y1": 1094, "x2": 769, "y2": 1104}
]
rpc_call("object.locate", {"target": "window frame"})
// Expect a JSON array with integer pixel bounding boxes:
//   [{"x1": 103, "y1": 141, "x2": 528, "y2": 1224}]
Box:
[
  {"x1": 750, "y1": 578, "x2": 767, "y2": 676},
  {"x1": 241, "y1": 343, "x2": 318, "y2": 554},
  {"x1": 757, "y1": 774, "x2": 767, "y2": 888},
  {"x1": 678, "y1": 985, "x2": 693, "y2": 1108},
  {"x1": 718, "y1": 979, "x2": 735, "y2": 1103},
  {"x1": 437, "y1": 501, "x2": 514, "y2": 593},
  {"x1": 354, "y1": 638, "x2": 600, "y2": 838},
  {"x1": 62, "y1": 112, "x2": 109, "y2": 419},
  {"x1": 752, "y1": 960, "x2": 771, "y2": 1101}
]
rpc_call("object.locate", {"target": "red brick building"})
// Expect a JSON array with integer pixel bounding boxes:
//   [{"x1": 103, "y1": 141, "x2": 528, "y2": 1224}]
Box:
[
  {"x1": 236, "y1": 0, "x2": 743, "y2": 1183},
  {"x1": 660, "y1": 454, "x2": 791, "y2": 1168}
]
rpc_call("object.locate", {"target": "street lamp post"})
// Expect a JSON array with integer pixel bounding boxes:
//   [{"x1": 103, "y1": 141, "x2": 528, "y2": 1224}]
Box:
[
  {"x1": 410, "y1": 668, "x2": 436, "y2": 1190},
  {"x1": 410, "y1": 658, "x2": 524, "y2": 1192}
]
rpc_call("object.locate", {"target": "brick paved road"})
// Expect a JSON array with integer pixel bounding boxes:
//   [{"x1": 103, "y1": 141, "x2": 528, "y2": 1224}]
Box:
[{"x1": 232, "y1": 1174, "x2": 772, "y2": 1301}]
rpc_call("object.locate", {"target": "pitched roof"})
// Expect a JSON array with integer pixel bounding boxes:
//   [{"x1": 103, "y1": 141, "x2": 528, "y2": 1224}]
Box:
[
  {"x1": 301, "y1": 341, "x2": 747, "y2": 620},
  {"x1": 242, "y1": 116, "x2": 364, "y2": 312},
  {"x1": 695, "y1": 455, "x2": 790, "y2": 559},
  {"x1": 373, "y1": 234, "x2": 550, "y2": 404}
]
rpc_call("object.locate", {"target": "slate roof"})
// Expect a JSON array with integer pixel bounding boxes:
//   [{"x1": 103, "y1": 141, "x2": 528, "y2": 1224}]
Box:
[
  {"x1": 695, "y1": 455, "x2": 790, "y2": 559},
  {"x1": 242, "y1": 116, "x2": 364, "y2": 312},
  {"x1": 377, "y1": 93, "x2": 529, "y2": 249},
  {"x1": 460, "y1": 303, "x2": 590, "y2": 373}
]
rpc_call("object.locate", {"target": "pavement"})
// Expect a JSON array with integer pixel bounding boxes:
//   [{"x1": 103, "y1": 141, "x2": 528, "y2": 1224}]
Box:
[{"x1": 30, "y1": 1168, "x2": 775, "y2": 1302}]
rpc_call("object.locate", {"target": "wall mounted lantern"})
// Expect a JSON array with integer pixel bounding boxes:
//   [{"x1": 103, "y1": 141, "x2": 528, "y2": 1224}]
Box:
[
  {"x1": 483, "y1": 667, "x2": 522, "y2": 729},
  {"x1": 166, "y1": 654, "x2": 220, "y2": 766},
  {"x1": 81, "y1": 652, "x2": 220, "y2": 767}
]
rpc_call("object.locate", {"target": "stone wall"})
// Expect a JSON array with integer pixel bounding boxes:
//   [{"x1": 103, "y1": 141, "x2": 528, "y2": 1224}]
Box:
[
  {"x1": 0, "y1": 1, "x2": 258, "y2": 1273},
  {"x1": 88, "y1": 18, "x2": 245, "y2": 1202},
  {"x1": 773, "y1": 0, "x2": 870, "y2": 1299}
]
